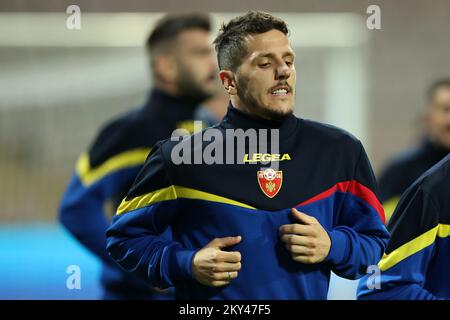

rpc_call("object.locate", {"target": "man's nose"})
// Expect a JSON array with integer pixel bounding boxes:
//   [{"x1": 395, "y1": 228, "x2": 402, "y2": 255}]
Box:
[{"x1": 276, "y1": 63, "x2": 291, "y2": 80}]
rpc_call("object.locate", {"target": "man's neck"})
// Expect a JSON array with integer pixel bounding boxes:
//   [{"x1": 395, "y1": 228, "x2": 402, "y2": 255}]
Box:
[
  {"x1": 230, "y1": 97, "x2": 273, "y2": 121},
  {"x1": 230, "y1": 97, "x2": 292, "y2": 122},
  {"x1": 154, "y1": 82, "x2": 178, "y2": 98}
]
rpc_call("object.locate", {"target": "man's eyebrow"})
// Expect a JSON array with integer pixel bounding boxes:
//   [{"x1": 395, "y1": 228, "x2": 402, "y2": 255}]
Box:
[{"x1": 253, "y1": 51, "x2": 296, "y2": 59}]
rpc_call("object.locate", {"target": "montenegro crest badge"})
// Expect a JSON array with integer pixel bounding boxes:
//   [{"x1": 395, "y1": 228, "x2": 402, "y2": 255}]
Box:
[{"x1": 257, "y1": 168, "x2": 283, "y2": 198}]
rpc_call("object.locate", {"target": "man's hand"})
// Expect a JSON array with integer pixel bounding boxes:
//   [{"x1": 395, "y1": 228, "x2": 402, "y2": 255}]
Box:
[
  {"x1": 192, "y1": 236, "x2": 242, "y2": 287},
  {"x1": 279, "y1": 208, "x2": 331, "y2": 264}
]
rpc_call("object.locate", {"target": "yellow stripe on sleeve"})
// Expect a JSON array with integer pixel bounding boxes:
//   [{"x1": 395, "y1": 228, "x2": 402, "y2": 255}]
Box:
[
  {"x1": 116, "y1": 185, "x2": 255, "y2": 215},
  {"x1": 176, "y1": 186, "x2": 256, "y2": 210},
  {"x1": 378, "y1": 224, "x2": 450, "y2": 271},
  {"x1": 116, "y1": 185, "x2": 177, "y2": 215},
  {"x1": 76, "y1": 148, "x2": 150, "y2": 186},
  {"x1": 438, "y1": 224, "x2": 450, "y2": 238}
]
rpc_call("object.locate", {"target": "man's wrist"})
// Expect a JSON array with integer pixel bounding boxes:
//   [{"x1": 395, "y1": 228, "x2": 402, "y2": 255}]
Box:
[
  {"x1": 167, "y1": 246, "x2": 199, "y2": 282},
  {"x1": 324, "y1": 229, "x2": 348, "y2": 266}
]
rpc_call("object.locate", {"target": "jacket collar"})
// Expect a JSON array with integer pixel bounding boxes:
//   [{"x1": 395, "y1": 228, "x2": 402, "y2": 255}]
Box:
[{"x1": 220, "y1": 103, "x2": 298, "y2": 138}]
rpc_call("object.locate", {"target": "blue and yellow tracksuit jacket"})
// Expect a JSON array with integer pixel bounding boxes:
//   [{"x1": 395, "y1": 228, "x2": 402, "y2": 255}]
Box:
[
  {"x1": 378, "y1": 140, "x2": 449, "y2": 223},
  {"x1": 106, "y1": 105, "x2": 389, "y2": 300},
  {"x1": 358, "y1": 153, "x2": 450, "y2": 300},
  {"x1": 59, "y1": 88, "x2": 200, "y2": 299}
]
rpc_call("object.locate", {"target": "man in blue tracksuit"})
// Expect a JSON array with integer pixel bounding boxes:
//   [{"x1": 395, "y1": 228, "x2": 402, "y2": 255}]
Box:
[
  {"x1": 106, "y1": 11, "x2": 389, "y2": 299},
  {"x1": 358, "y1": 153, "x2": 450, "y2": 299},
  {"x1": 59, "y1": 13, "x2": 219, "y2": 299}
]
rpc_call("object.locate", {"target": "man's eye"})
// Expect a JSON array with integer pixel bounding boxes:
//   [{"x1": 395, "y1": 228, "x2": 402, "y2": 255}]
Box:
[
  {"x1": 259, "y1": 63, "x2": 270, "y2": 68},
  {"x1": 285, "y1": 61, "x2": 293, "y2": 66}
]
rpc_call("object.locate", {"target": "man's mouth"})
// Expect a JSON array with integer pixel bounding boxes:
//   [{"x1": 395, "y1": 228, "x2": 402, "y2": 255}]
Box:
[{"x1": 270, "y1": 85, "x2": 291, "y2": 96}]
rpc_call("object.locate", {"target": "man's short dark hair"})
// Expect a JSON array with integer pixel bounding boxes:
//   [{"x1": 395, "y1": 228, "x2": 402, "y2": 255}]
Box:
[
  {"x1": 147, "y1": 13, "x2": 211, "y2": 53},
  {"x1": 427, "y1": 78, "x2": 450, "y2": 103},
  {"x1": 213, "y1": 11, "x2": 289, "y2": 71}
]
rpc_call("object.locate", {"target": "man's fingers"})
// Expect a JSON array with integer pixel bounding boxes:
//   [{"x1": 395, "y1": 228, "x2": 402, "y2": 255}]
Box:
[
  {"x1": 291, "y1": 208, "x2": 316, "y2": 225},
  {"x1": 211, "y1": 271, "x2": 238, "y2": 281},
  {"x1": 279, "y1": 224, "x2": 315, "y2": 236},
  {"x1": 285, "y1": 244, "x2": 313, "y2": 255},
  {"x1": 291, "y1": 254, "x2": 317, "y2": 264},
  {"x1": 193, "y1": 238, "x2": 243, "y2": 288},
  {"x1": 210, "y1": 280, "x2": 232, "y2": 287},
  {"x1": 213, "y1": 262, "x2": 242, "y2": 272},
  {"x1": 216, "y1": 250, "x2": 241, "y2": 263},
  {"x1": 280, "y1": 234, "x2": 311, "y2": 247},
  {"x1": 206, "y1": 236, "x2": 242, "y2": 249}
]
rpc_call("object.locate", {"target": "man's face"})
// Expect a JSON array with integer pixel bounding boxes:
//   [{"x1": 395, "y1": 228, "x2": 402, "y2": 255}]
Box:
[
  {"x1": 174, "y1": 29, "x2": 218, "y2": 102},
  {"x1": 426, "y1": 86, "x2": 450, "y2": 149},
  {"x1": 232, "y1": 29, "x2": 296, "y2": 120}
]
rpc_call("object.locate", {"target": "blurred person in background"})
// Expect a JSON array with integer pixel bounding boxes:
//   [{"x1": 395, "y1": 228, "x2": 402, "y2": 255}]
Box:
[
  {"x1": 59, "y1": 12, "x2": 221, "y2": 300},
  {"x1": 357, "y1": 153, "x2": 450, "y2": 300},
  {"x1": 196, "y1": 88, "x2": 229, "y2": 127},
  {"x1": 378, "y1": 79, "x2": 450, "y2": 223}
]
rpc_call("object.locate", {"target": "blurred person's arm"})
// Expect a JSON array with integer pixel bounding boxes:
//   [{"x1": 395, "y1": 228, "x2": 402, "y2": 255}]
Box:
[
  {"x1": 59, "y1": 130, "x2": 149, "y2": 265},
  {"x1": 357, "y1": 184, "x2": 443, "y2": 300}
]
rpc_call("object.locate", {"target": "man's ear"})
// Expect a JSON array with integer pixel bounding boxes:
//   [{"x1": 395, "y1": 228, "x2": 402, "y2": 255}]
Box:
[
  {"x1": 154, "y1": 54, "x2": 177, "y2": 83},
  {"x1": 219, "y1": 70, "x2": 237, "y2": 95}
]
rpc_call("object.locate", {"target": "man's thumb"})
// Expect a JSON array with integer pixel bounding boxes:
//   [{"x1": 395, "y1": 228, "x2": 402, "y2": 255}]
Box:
[
  {"x1": 206, "y1": 236, "x2": 242, "y2": 249},
  {"x1": 291, "y1": 208, "x2": 315, "y2": 224}
]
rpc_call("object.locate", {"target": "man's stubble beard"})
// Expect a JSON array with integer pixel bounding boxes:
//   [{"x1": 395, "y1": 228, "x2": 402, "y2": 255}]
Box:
[
  {"x1": 176, "y1": 65, "x2": 214, "y2": 105},
  {"x1": 235, "y1": 76, "x2": 294, "y2": 121}
]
